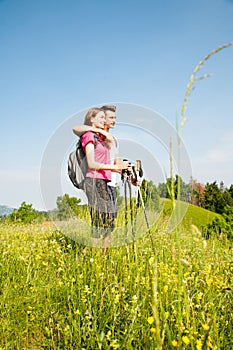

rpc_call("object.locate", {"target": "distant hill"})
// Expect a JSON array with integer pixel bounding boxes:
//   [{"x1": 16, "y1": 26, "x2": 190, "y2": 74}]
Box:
[
  {"x1": 0, "y1": 205, "x2": 15, "y2": 216},
  {"x1": 162, "y1": 198, "x2": 220, "y2": 229}
]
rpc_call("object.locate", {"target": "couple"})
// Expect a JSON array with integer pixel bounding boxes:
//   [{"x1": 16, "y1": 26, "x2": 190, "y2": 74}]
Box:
[{"x1": 73, "y1": 105, "x2": 129, "y2": 249}]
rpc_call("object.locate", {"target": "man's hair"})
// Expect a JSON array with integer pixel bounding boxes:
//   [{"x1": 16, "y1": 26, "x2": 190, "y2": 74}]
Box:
[{"x1": 101, "y1": 105, "x2": 116, "y2": 112}]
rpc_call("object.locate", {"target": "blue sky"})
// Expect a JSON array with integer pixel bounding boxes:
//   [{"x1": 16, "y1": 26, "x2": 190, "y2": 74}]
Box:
[{"x1": 0, "y1": 0, "x2": 233, "y2": 210}]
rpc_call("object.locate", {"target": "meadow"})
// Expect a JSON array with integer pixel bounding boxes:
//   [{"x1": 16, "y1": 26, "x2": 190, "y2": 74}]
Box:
[
  {"x1": 162, "y1": 199, "x2": 220, "y2": 230},
  {"x1": 0, "y1": 206, "x2": 232, "y2": 349}
]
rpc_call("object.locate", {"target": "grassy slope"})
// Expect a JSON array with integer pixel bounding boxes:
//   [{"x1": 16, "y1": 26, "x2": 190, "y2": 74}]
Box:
[
  {"x1": 162, "y1": 198, "x2": 220, "y2": 229},
  {"x1": 1, "y1": 220, "x2": 232, "y2": 349}
]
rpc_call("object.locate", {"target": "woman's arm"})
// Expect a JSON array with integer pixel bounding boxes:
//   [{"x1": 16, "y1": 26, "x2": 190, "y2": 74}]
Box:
[
  {"x1": 85, "y1": 143, "x2": 128, "y2": 172},
  {"x1": 73, "y1": 125, "x2": 113, "y2": 141}
]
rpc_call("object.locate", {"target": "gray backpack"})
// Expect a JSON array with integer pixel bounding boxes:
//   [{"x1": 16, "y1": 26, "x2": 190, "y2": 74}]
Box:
[{"x1": 68, "y1": 133, "x2": 98, "y2": 189}]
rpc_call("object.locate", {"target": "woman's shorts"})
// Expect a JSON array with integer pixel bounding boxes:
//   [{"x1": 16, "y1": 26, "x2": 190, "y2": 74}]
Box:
[{"x1": 84, "y1": 178, "x2": 116, "y2": 214}]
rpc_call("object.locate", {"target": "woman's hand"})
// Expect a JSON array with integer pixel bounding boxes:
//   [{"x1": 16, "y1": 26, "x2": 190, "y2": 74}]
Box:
[{"x1": 113, "y1": 160, "x2": 129, "y2": 173}]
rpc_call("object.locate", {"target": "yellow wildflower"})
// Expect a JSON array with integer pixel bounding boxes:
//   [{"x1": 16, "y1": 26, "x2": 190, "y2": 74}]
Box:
[
  {"x1": 150, "y1": 327, "x2": 156, "y2": 333},
  {"x1": 110, "y1": 339, "x2": 120, "y2": 349},
  {"x1": 147, "y1": 316, "x2": 154, "y2": 324},
  {"x1": 171, "y1": 340, "x2": 178, "y2": 347},
  {"x1": 182, "y1": 335, "x2": 190, "y2": 345},
  {"x1": 106, "y1": 330, "x2": 111, "y2": 340},
  {"x1": 114, "y1": 294, "x2": 120, "y2": 303},
  {"x1": 196, "y1": 339, "x2": 202, "y2": 350},
  {"x1": 202, "y1": 324, "x2": 210, "y2": 331},
  {"x1": 207, "y1": 336, "x2": 213, "y2": 348}
]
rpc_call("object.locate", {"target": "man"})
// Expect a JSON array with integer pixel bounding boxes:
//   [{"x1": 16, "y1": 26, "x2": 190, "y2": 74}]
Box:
[{"x1": 99, "y1": 105, "x2": 120, "y2": 226}]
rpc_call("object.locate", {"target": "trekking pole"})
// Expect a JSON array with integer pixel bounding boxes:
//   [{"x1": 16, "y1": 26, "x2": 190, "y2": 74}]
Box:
[
  {"x1": 123, "y1": 175, "x2": 128, "y2": 238},
  {"x1": 127, "y1": 175, "x2": 135, "y2": 237},
  {"x1": 137, "y1": 186, "x2": 150, "y2": 231},
  {"x1": 132, "y1": 160, "x2": 143, "y2": 231},
  {"x1": 137, "y1": 182, "x2": 157, "y2": 254},
  {"x1": 132, "y1": 171, "x2": 140, "y2": 233},
  {"x1": 122, "y1": 162, "x2": 136, "y2": 240},
  {"x1": 133, "y1": 160, "x2": 151, "y2": 232}
]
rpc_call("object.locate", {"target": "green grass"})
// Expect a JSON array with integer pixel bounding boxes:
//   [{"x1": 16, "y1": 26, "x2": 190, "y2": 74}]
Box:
[
  {"x1": 0, "y1": 215, "x2": 232, "y2": 349},
  {"x1": 162, "y1": 198, "x2": 220, "y2": 229}
]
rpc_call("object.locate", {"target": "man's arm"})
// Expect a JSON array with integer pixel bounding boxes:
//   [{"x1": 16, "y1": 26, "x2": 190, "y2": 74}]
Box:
[
  {"x1": 112, "y1": 136, "x2": 121, "y2": 165},
  {"x1": 114, "y1": 153, "x2": 121, "y2": 166},
  {"x1": 72, "y1": 125, "x2": 113, "y2": 141},
  {"x1": 73, "y1": 125, "x2": 96, "y2": 137}
]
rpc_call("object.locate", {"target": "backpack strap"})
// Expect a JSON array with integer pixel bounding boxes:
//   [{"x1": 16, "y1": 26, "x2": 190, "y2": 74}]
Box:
[{"x1": 79, "y1": 131, "x2": 98, "y2": 150}]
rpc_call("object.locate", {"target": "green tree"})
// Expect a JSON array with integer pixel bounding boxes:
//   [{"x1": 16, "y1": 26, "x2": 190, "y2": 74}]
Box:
[
  {"x1": 56, "y1": 194, "x2": 81, "y2": 220},
  {"x1": 140, "y1": 179, "x2": 160, "y2": 210},
  {"x1": 203, "y1": 181, "x2": 225, "y2": 214},
  {"x1": 157, "y1": 182, "x2": 168, "y2": 198},
  {"x1": 8, "y1": 202, "x2": 39, "y2": 224},
  {"x1": 174, "y1": 175, "x2": 192, "y2": 202},
  {"x1": 202, "y1": 205, "x2": 233, "y2": 242},
  {"x1": 222, "y1": 189, "x2": 233, "y2": 208},
  {"x1": 228, "y1": 184, "x2": 233, "y2": 198},
  {"x1": 222, "y1": 205, "x2": 233, "y2": 241},
  {"x1": 160, "y1": 176, "x2": 192, "y2": 203}
]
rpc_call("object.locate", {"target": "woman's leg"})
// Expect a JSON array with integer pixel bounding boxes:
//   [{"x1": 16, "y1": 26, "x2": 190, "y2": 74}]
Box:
[
  {"x1": 84, "y1": 178, "x2": 114, "y2": 251},
  {"x1": 84, "y1": 178, "x2": 102, "y2": 237},
  {"x1": 94, "y1": 180, "x2": 116, "y2": 252}
]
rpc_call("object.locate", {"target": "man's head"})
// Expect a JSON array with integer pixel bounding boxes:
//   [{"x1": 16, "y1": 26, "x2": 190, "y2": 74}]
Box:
[{"x1": 101, "y1": 105, "x2": 116, "y2": 130}]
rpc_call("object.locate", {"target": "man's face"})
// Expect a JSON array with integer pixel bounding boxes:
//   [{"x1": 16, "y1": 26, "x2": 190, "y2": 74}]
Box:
[{"x1": 104, "y1": 110, "x2": 116, "y2": 129}]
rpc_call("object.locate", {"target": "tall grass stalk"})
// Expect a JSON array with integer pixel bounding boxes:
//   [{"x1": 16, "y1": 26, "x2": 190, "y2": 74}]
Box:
[
  {"x1": 172, "y1": 41, "x2": 233, "y2": 346},
  {"x1": 150, "y1": 259, "x2": 162, "y2": 349},
  {"x1": 177, "y1": 41, "x2": 233, "y2": 206},
  {"x1": 169, "y1": 137, "x2": 175, "y2": 210}
]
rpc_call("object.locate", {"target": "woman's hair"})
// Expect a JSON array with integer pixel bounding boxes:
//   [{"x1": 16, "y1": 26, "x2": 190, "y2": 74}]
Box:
[{"x1": 84, "y1": 107, "x2": 103, "y2": 126}]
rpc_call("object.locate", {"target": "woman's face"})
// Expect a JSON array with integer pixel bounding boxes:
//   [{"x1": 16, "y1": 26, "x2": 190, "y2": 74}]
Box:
[{"x1": 91, "y1": 111, "x2": 106, "y2": 129}]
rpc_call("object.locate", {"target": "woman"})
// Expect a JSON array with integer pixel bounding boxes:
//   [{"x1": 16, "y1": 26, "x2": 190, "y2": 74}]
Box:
[{"x1": 81, "y1": 107, "x2": 128, "y2": 246}]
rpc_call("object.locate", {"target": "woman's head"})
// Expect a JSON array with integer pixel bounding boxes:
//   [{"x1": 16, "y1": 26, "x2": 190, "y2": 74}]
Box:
[{"x1": 84, "y1": 108, "x2": 106, "y2": 129}]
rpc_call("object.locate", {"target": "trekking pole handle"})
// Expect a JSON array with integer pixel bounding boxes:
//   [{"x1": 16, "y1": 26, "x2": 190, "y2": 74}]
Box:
[{"x1": 136, "y1": 160, "x2": 143, "y2": 177}]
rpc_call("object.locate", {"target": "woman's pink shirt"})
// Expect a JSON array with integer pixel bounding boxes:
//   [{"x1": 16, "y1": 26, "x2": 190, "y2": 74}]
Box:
[{"x1": 81, "y1": 132, "x2": 111, "y2": 181}]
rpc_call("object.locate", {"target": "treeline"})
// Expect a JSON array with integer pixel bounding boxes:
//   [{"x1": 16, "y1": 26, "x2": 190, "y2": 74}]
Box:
[
  {"x1": 158, "y1": 176, "x2": 233, "y2": 241},
  {"x1": 1, "y1": 177, "x2": 233, "y2": 242},
  {"x1": 1, "y1": 180, "x2": 160, "y2": 224},
  {"x1": 0, "y1": 198, "x2": 90, "y2": 224},
  {"x1": 158, "y1": 175, "x2": 233, "y2": 215}
]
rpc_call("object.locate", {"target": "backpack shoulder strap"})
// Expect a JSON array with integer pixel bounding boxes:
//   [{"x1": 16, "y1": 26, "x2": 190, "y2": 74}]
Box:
[
  {"x1": 93, "y1": 132, "x2": 98, "y2": 147},
  {"x1": 80, "y1": 131, "x2": 99, "y2": 149}
]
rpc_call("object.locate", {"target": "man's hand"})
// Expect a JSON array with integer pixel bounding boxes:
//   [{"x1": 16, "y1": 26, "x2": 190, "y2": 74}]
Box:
[
  {"x1": 97, "y1": 129, "x2": 113, "y2": 142},
  {"x1": 131, "y1": 179, "x2": 141, "y2": 187}
]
